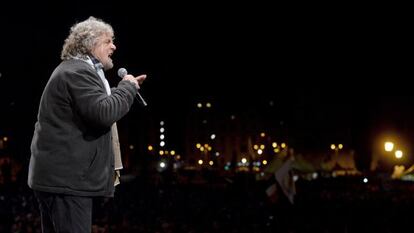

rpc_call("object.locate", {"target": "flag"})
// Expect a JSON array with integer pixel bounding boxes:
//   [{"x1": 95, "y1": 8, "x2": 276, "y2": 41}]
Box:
[
  {"x1": 275, "y1": 156, "x2": 296, "y2": 204},
  {"x1": 265, "y1": 156, "x2": 296, "y2": 204}
]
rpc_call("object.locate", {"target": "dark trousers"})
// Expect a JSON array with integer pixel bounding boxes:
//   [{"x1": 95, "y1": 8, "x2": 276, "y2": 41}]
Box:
[{"x1": 34, "y1": 191, "x2": 93, "y2": 233}]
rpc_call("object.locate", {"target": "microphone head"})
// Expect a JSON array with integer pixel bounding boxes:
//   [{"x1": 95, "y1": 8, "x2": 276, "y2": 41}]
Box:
[{"x1": 117, "y1": 68, "x2": 128, "y2": 78}]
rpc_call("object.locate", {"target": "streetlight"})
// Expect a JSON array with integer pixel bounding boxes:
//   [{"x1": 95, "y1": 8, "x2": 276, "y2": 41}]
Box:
[
  {"x1": 383, "y1": 141, "x2": 403, "y2": 159},
  {"x1": 382, "y1": 140, "x2": 405, "y2": 173},
  {"x1": 395, "y1": 150, "x2": 403, "y2": 159},
  {"x1": 330, "y1": 144, "x2": 343, "y2": 151},
  {"x1": 384, "y1": 142, "x2": 394, "y2": 152},
  {"x1": 330, "y1": 143, "x2": 343, "y2": 161}
]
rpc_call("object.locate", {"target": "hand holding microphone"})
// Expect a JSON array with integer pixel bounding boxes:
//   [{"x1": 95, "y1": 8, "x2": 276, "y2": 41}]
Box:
[{"x1": 117, "y1": 68, "x2": 148, "y2": 106}]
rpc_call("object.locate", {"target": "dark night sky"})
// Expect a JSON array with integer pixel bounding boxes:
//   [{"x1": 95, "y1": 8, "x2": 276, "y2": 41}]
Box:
[{"x1": 0, "y1": 2, "x2": 412, "y2": 158}]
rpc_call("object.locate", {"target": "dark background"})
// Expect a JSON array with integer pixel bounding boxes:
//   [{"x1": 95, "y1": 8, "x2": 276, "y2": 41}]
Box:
[
  {"x1": 1, "y1": 3, "x2": 414, "y2": 232},
  {"x1": 0, "y1": 2, "x2": 412, "y2": 162}
]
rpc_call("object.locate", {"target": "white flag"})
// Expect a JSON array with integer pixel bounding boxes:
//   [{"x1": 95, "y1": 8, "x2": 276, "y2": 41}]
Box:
[{"x1": 275, "y1": 156, "x2": 296, "y2": 204}]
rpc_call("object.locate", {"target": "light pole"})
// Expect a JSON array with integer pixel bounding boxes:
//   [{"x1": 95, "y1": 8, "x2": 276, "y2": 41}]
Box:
[
  {"x1": 382, "y1": 141, "x2": 404, "y2": 174},
  {"x1": 330, "y1": 143, "x2": 343, "y2": 160},
  {"x1": 383, "y1": 141, "x2": 403, "y2": 160}
]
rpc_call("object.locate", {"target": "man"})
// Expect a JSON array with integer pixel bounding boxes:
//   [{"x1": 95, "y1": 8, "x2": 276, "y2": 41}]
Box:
[{"x1": 28, "y1": 16, "x2": 146, "y2": 232}]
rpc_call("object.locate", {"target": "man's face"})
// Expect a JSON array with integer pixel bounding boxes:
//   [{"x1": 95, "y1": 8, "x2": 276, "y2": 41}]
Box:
[{"x1": 92, "y1": 33, "x2": 116, "y2": 70}]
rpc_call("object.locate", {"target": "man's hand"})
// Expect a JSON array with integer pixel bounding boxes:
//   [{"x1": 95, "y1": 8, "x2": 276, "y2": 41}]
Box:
[{"x1": 123, "y1": 74, "x2": 147, "y2": 89}]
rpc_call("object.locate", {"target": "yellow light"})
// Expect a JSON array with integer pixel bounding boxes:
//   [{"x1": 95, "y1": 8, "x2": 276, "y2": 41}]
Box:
[
  {"x1": 260, "y1": 132, "x2": 266, "y2": 137},
  {"x1": 272, "y1": 142, "x2": 277, "y2": 148},
  {"x1": 159, "y1": 150, "x2": 164, "y2": 155},
  {"x1": 384, "y1": 142, "x2": 394, "y2": 152},
  {"x1": 253, "y1": 144, "x2": 259, "y2": 150},
  {"x1": 281, "y1": 143, "x2": 286, "y2": 148},
  {"x1": 198, "y1": 159, "x2": 203, "y2": 165},
  {"x1": 260, "y1": 144, "x2": 265, "y2": 150},
  {"x1": 330, "y1": 144, "x2": 336, "y2": 150},
  {"x1": 395, "y1": 150, "x2": 403, "y2": 159},
  {"x1": 170, "y1": 150, "x2": 175, "y2": 155},
  {"x1": 196, "y1": 143, "x2": 201, "y2": 148},
  {"x1": 148, "y1": 145, "x2": 153, "y2": 151},
  {"x1": 206, "y1": 102, "x2": 212, "y2": 108},
  {"x1": 209, "y1": 161, "x2": 214, "y2": 166},
  {"x1": 338, "y1": 144, "x2": 343, "y2": 149},
  {"x1": 197, "y1": 103, "x2": 202, "y2": 108},
  {"x1": 241, "y1": 158, "x2": 247, "y2": 164},
  {"x1": 262, "y1": 160, "x2": 268, "y2": 165}
]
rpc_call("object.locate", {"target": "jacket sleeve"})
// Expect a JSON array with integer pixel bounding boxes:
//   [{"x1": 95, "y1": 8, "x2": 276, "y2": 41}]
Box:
[{"x1": 65, "y1": 69, "x2": 137, "y2": 128}]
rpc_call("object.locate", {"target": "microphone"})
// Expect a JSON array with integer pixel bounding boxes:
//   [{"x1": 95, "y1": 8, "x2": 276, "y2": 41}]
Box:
[{"x1": 117, "y1": 68, "x2": 147, "y2": 106}]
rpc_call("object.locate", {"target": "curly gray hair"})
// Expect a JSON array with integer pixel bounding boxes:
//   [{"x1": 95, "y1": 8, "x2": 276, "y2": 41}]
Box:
[{"x1": 61, "y1": 16, "x2": 114, "y2": 60}]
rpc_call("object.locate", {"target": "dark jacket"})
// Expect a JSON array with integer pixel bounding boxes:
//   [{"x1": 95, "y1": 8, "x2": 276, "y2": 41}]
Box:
[{"x1": 28, "y1": 59, "x2": 136, "y2": 197}]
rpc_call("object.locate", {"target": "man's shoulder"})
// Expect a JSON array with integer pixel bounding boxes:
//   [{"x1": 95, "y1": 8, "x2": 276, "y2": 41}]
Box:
[
  {"x1": 52, "y1": 59, "x2": 96, "y2": 79},
  {"x1": 59, "y1": 59, "x2": 93, "y2": 71}
]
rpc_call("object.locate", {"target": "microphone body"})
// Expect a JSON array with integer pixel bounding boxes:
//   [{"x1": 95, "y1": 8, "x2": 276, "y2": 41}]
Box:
[{"x1": 117, "y1": 68, "x2": 147, "y2": 106}]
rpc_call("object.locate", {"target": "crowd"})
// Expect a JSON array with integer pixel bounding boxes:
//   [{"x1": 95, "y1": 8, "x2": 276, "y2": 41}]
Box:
[{"x1": 1, "y1": 156, "x2": 414, "y2": 233}]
